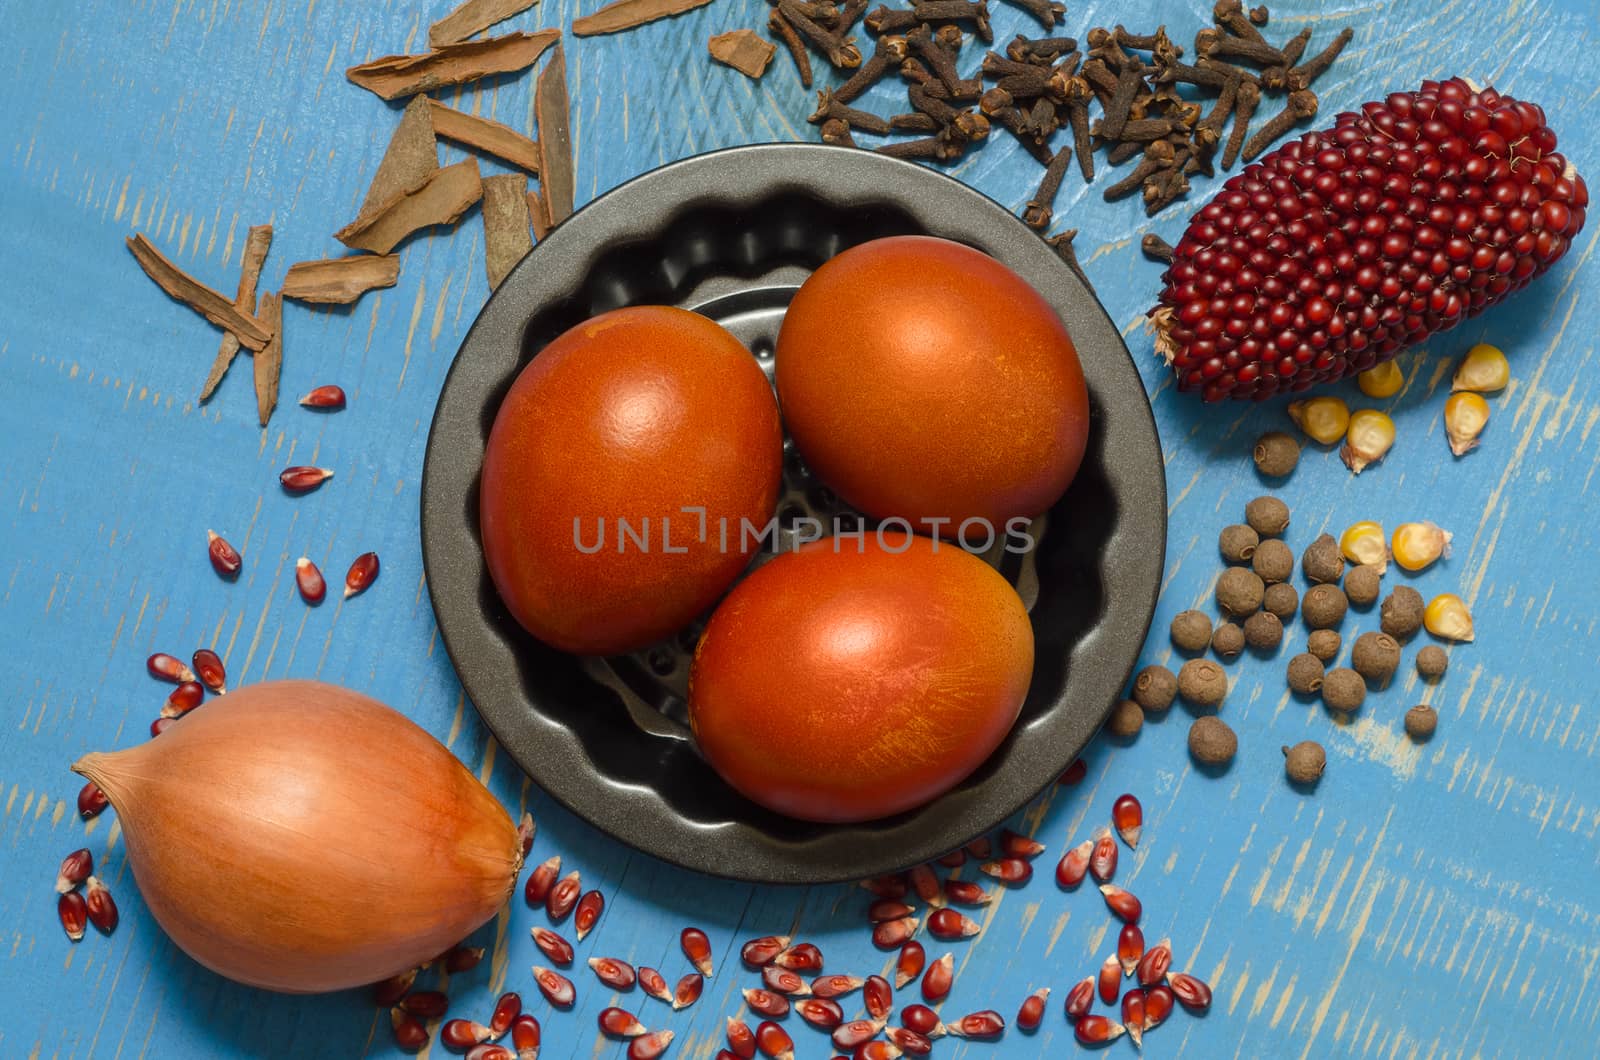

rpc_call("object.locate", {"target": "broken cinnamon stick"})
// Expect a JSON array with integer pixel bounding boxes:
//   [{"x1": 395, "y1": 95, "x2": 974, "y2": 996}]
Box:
[
  {"x1": 253, "y1": 291, "x2": 284, "y2": 427},
  {"x1": 358, "y1": 96, "x2": 439, "y2": 218},
  {"x1": 126, "y1": 234, "x2": 273, "y2": 351},
  {"x1": 426, "y1": 99, "x2": 541, "y2": 175},
  {"x1": 708, "y1": 29, "x2": 777, "y2": 78},
  {"x1": 200, "y1": 224, "x2": 273, "y2": 402},
  {"x1": 346, "y1": 30, "x2": 562, "y2": 100},
  {"x1": 572, "y1": 0, "x2": 712, "y2": 36},
  {"x1": 482, "y1": 175, "x2": 534, "y2": 288},
  {"x1": 429, "y1": 0, "x2": 539, "y2": 48},
  {"x1": 282, "y1": 255, "x2": 402, "y2": 304},
  {"x1": 526, "y1": 190, "x2": 551, "y2": 241},
  {"x1": 335, "y1": 159, "x2": 484, "y2": 255},
  {"x1": 535, "y1": 45, "x2": 574, "y2": 226}
]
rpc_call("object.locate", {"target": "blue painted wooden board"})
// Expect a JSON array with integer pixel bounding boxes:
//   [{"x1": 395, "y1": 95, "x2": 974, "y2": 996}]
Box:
[{"x1": 1, "y1": 0, "x2": 1595, "y2": 1056}]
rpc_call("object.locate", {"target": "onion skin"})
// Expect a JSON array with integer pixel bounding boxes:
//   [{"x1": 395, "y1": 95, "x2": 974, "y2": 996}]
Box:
[{"x1": 73, "y1": 680, "x2": 520, "y2": 993}]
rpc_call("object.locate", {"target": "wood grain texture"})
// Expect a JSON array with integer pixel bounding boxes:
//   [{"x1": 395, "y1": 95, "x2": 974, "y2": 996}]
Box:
[{"x1": 1, "y1": 1, "x2": 1596, "y2": 1057}]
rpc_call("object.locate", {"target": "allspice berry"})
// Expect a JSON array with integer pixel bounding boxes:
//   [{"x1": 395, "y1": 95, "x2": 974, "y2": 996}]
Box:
[
  {"x1": 1170, "y1": 609, "x2": 1213, "y2": 653},
  {"x1": 1263, "y1": 581, "x2": 1299, "y2": 620},
  {"x1": 1306, "y1": 628, "x2": 1341, "y2": 662},
  {"x1": 1351, "y1": 631, "x2": 1401, "y2": 684},
  {"x1": 1188, "y1": 716, "x2": 1237, "y2": 765},
  {"x1": 1322, "y1": 667, "x2": 1366, "y2": 712},
  {"x1": 1344, "y1": 563, "x2": 1382, "y2": 607},
  {"x1": 1244, "y1": 495, "x2": 1291, "y2": 536},
  {"x1": 1107, "y1": 698, "x2": 1144, "y2": 739},
  {"x1": 1380, "y1": 586, "x2": 1425, "y2": 640},
  {"x1": 1132, "y1": 664, "x2": 1178, "y2": 711},
  {"x1": 1404, "y1": 704, "x2": 1438, "y2": 739},
  {"x1": 1302, "y1": 584, "x2": 1348, "y2": 629},
  {"x1": 1282, "y1": 741, "x2": 1326, "y2": 784},
  {"x1": 1415, "y1": 645, "x2": 1448, "y2": 681},
  {"x1": 1212, "y1": 622, "x2": 1245, "y2": 658},
  {"x1": 1252, "y1": 538, "x2": 1295, "y2": 584},
  {"x1": 1244, "y1": 610, "x2": 1283, "y2": 651},
  {"x1": 1216, "y1": 567, "x2": 1265, "y2": 617},
  {"x1": 1253, "y1": 431, "x2": 1300, "y2": 477},
  {"x1": 1219, "y1": 523, "x2": 1260, "y2": 563},
  {"x1": 1301, "y1": 533, "x2": 1345, "y2": 584},
  {"x1": 1286, "y1": 652, "x2": 1325, "y2": 694},
  {"x1": 1178, "y1": 658, "x2": 1228, "y2": 707}
]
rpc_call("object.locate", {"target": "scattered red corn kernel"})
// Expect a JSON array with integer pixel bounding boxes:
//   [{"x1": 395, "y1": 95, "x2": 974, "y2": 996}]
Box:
[
  {"x1": 598, "y1": 1007, "x2": 647, "y2": 1038},
  {"x1": 149, "y1": 716, "x2": 176, "y2": 738},
  {"x1": 400, "y1": 990, "x2": 449, "y2": 1019},
  {"x1": 1137, "y1": 938, "x2": 1173, "y2": 987},
  {"x1": 1056, "y1": 838, "x2": 1092, "y2": 888},
  {"x1": 901, "y1": 1003, "x2": 945, "y2": 1037},
  {"x1": 741, "y1": 934, "x2": 790, "y2": 966},
  {"x1": 159, "y1": 680, "x2": 204, "y2": 718},
  {"x1": 811, "y1": 974, "x2": 863, "y2": 999},
  {"x1": 509, "y1": 1014, "x2": 541, "y2": 1060},
  {"x1": 524, "y1": 855, "x2": 559, "y2": 907},
  {"x1": 773, "y1": 941, "x2": 822, "y2": 972},
  {"x1": 574, "y1": 889, "x2": 604, "y2": 940},
  {"x1": 55, "y1": 848, "x2": 93, "y2": 894},
  {"x1": 681, "y1": 926, "x2": 714, "y2": 976},
  {"x1": 978, "y1": 857, "x2": 1032, "y2": 884},
  {"x1": 295, "y1": 556, "x2": 327, "y2": 604},
  {"x1": 1143, "y1": 983, "x2": 1175, "y2": 1033},
  {"x1": 1118, "y1": 921, "x2": 1146, "y2": 976},
  {"x1": 207, "y1": 530, "x2": 242, "y2": 579},
  {"x1": 546, "y1": 870, "x2": 580, "y2": 921},
  {"x1": 639, "y1": 966, "x2": 671, "y2": 1004},
  {"x1": 869, "y1": 898, "x2": 915, "y2": 922},
  {"x1": 1098, "y1": 953, "x2": 1121, "y2": 1004},
  {"x1": 872, "y1": 915, "x2": 919, "y2": 949},
  {"x1": 58, "y1": 891, "x2": 87, "y2": 942},
  {"x1": 77, "y1": 780, "x2": 109, "y2": 819},
  {"x1": 1064, "y1": 975, "x2": 1096, "y2": 1019},
  {"x1": 999, "y1": 828, "x2": 1047, "y2": 858},
  {"x1": 627, "y1": 1030, "x2": 675, "y2": 1060},
  {"x1": 146, "y1": 652, "x2": 195, "y2": 684},
  {"x1": 1089, "y1": 826, "x2": 1118, "y2": 882},
  {"x1": 726, "y1": 1016, "x2": 758, "y2": 1059},
  {"x1": 906, "y1": 864, "x2": 944, "y2": 907},
  {"x1": 1122, "y1": 989, "x2": 1147, "y2": 1048},
  {"x1": 1099, "y1": 883, "x2": 1143, "y2": 923},
  {"x1": 964, "y1": 835, "x2": 994, "y2": 859},
  {"x1": 1169, "y1": 971, "x2": 1213, "y2": 1011},
  {"x1": 531, "y1": 966, "x2": 574, "y2": 1006},
  {"x1": 863, "y1": 974, "x2": 893, "y2": 1020},
  {"x1": 279, "y1": 465, "x2": 334, "y2": 493},
  {"x1": 191, "y1": 648, "x2": 226, "y2": 693},
  {"x1": 440, "y1": 1019, "x2": 492, "y2": 1049},
  {"x1": 927, "y1": 907, "x2": 981, "y2": 940},
  {"x1": 942, "y1": 878, "x2": 992, "y2": 905},
  {"x1": 886, "y1": 1024, "x2": 933, "y2": 1054},
  {"x1": 921, "y1": 952, "x2": 953, "y2": 1003},
  {"x1": 673, "y1": 972, "x2": 704, "y2": 1009},
  {"x1": 1017, "y1": 986, "x2": 1049, "y2": 1031},
  {"x1": 755, "y1": 1019, "x2": 794, "y2": 1060},
  {"x1": 343, "y1": 550, "x2": 379, "y2": 597},
  {"x1": 742, "y1": 988, "x2": 790, "y2": 1018},
  {"x1": 489, "y1": 992, "x2": 521, "y2": 1038},
  {"x1": 895, "y1": 940, "x2": 926, "y2": 988},
  {"x1": 1112, "y1": 793, "x2": 1144, "y2": 848},
  {"x1": 372, "y1": 968, "x2": 418, "y2": 1006},
  {"x1": 390, "y1": 1008, "x2": 428, "y2": 1052},
  {"x1": 1059, "y1": 758, "x2": 1087, "y2": 785},
  {"x1": 588, "y1": 956, "x2": 637, "y2": 989},
  {"x1": 859, "y1": 875, "x2": 908, "y2": 899},
  {"x1": 530, "y1": 927, "x2": 573, "y2": 966},
  {"x1": 830, "y1": 1018, "x2": 885, "y2": 1051},
  {"x1": 761, "y1": 964, "x2": 810, "y2": 996},
  {"x1": 1075, "y1": 1014, "x2": 1126, "y2": 1044},
  {"x1": 936, "y1": 848, "x2": 966, "y2": 868},
  {"x1": 796, "y1": 997, "x2": 844, "y2": 1030},
  {"x1": 947, "y1": 1009, "x2": 1005, "y2": 1038},
  {"x1": 84, "y1": 876, "x2": 117, "y2": 934},
  {"x1": 299, "y1": 384, "x2": 347, "y2": 410}
]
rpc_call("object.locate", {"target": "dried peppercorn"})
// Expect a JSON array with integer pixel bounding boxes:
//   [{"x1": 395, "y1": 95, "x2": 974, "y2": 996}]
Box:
[
  {"x1": 1107, "y1": 699, "x2": 1144, "y2": 739},
  {"x1": 1404, "y1": 704, "x2": 1438, "y2": 740},
  {"x1": 1211, "y1": 621, "x2": 1245, "y2": 658},
  {"x1": 1263, "y1": 582, "x2": 1298, "y2": 620},
  {"x1": 1216, "y1": 567, "x2": 1265, "y2": 617},
  {"x1": 1321, "y1": 667, "x2": 1365, "y2": 712},
  {"x1": 1170, "y1": 609, "x2": 1213, "y2": 652},
  {"x1": 1286, "y1": 652, "x2": 1324, "y2": 694},
  {"x1": 1306, "y1": 629, "x2": 1341, "y2": 663},
  {"x1": 1301, "y1": 533, "x2": 1345, "y2": 584},
  {"x1": 1302, "y1": 584, "x2": 1347, "y2": 630},
  {"x1": 1188, "y1": 716, "x2": 1236, "y2": 765},
  {"x1": 1380, "y1": 586, "x2": 1425, "y2": 640},
  {"x1": 1244, "y1": 496, "x2": 1290, "y2": 536},
  {"x1": 1350, "y1": 632, "x2": 1401, "y2": 685},
  {"x1": 1344, "y1": 563, "x2": 1381, "y2": 608},
  {"x1": 1178, "y1": 658, "x2": 1227, "y2": 707},
  {"x1": 1251, "y1": 539, "x2": 1294, "y2": 584},
  {"x1": 1282, "y1": 741, "x2": 1326, "y2": 785},
  {"x1": 1132, "y1": 664, "x2": 1178, "y2": 712},
  {"x1": 1252, "y1": 431, "x2": 1299, "y2": 477},
  {"x1": 1415, "y1": 645, "x2": 1447, "y2": 681},
  {"x1": 1218, "y1": 523, "x2": 1259, "y2": 563},
  {"x1": 1243, "y1": 610, "x2": 1282, "y2": 651}
]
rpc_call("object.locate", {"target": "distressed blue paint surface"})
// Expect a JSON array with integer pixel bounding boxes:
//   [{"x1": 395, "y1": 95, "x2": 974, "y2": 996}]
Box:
[{"x1": 1, "y1": 0, "x2": 1596, "y2": 1057}]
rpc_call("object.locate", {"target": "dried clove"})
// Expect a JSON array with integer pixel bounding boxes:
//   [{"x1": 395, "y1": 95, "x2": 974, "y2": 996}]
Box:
[
  {"x1": 1026, "y1": 95, "x2": 1057, "y2": 142},
  {"x1": 768, "y1": 9, "x2": 814, "y2": 87},
  {"x1": 1195, "y1": 27, "x2": 1284, "y2": 67},
  {"x1": 1248, "y1": 4, "x2": 1268, "y2": 24},
  {"x1": 1153, "y1": 55, "x2": 1233, "y2": 91},
  {"x1": 1112, "y1": 24, "x2": 1179, "y2": 56},
  {"x1": 1221, "y1": 78, "x2": 1260, "y2": 168},
  {"x1": 1144, "y1": 165, "x2": 1190, "y2": 215},
  {"x1": 1100, "y1": 116, "x2": 1179, "y2": 141},
  {"x1": 876, "y1": 134, "x2": 945, "y2": 158},
  {"x1": 1286, "y1": 26, "x2": 1352, "y2": 91},
  {"x1": 907, "y1": 25, "x2": 979, "y2": 97},
  {"x1": 1006, "y1": 34, "x2": 1077, "y2": 63},
  {"x1": 1104, "y1": 140, "x2": 1175, "y2": 200},
  {"x1": 890, "y1": 111, "x2": 940, "y2": 131},
  {"x1": 819, "y1": 117, "x2": 860, "y2": 146},
  {"x1": 1096, "y1": 61, "x2": 1149, "y2": 140},
  {"x1": 998, "y1": 0, "x2": 1065, "y2": 31},
  {"x1": 1261, "y1": 26, "x2": 1310, "y2": 89},
  {"x1": 778, "y1": 0, "x2": 862, "y2": 67},
  {"x1": 1022, "y1": 144, "x2": 1073, "y2": 229},
  {"x1": 834, "y1": 33, "x2": 908, "y2": 102},
  {"x1": 1242, "y1": 88, "x2": 1316, "y2": 161},
  {"x1": 864, "y1": 5, "x2": 918, "y2": 33},
  {"x1": 1045, "y1": 229, "x2": 1094, "y2": 294},
  {"x1": 913, "y1": 0, "x2": 993, "y2": 42},
  {"x1": 811, "y1": 88, "x2": 892, "y2": 133},
  {"x1": 1064, "y1": 75, "x2": 1094, "y2": 180},
  {"x1": 1141, "y1": 232, "x2": 1175, "y2": 263}
]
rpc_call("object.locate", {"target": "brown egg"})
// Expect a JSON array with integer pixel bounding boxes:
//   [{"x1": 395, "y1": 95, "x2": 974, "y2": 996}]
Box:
[
  {"x1": 688, "y1": 532, "x2": 1034, "y2": 823},
  {"x1": 775, "y1": 235, "x2": 1089, "y2": 534},
  {"x1": 480, "y1": 306, "x2": 783, "y2": 655}
]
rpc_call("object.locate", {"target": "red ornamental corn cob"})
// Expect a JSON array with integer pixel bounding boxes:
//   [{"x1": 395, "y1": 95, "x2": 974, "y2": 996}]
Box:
[{"x1": 1151, "y1": 78, "x2": 1588, "y2": 400}]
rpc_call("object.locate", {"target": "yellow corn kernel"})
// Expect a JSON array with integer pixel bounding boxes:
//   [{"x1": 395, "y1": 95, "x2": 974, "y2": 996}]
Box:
[
  {"x1": 1452, "y1": 343, "x2": 1509, "y2": 393},
  {"x1": 1287, "y1": 396, "x2": 1350, "y2": 445},
  {"x1": 1340, "y1": 409, "x2": 1395, "y2": 474},
  {"x1": 1357, "y1": 361, "x2": 1403, "y2": 398},
  {"x1": 1444, "y1": 391, "x2": 1490, "y2": 456},
  {"x1": 1424, "y1": 593, "x2": 1474, "y2": 642},
  {"x1": 1391, "y1": 521, "x2": 1451, "y2": 572},
  {"x1": 1339, "y1": 520, "x2": 1388, "y2": 572}
]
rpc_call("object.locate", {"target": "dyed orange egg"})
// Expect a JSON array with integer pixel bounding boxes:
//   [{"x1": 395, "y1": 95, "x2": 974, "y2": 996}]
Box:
[
  {"x1": 775, "y1": 235, "x2": 1089, "y2": 533},
  {"x1": 688, "y1": 532, "x2": 1034, "y2": 823},
  {"x1": 480, "y1": 306, "x2": 783, "y2": 655}
]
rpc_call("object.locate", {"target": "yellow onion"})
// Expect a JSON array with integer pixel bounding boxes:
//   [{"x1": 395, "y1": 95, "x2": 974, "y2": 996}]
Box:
[{"x1": 72, "y1": 680, "x2": 521, "y2": 993}]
